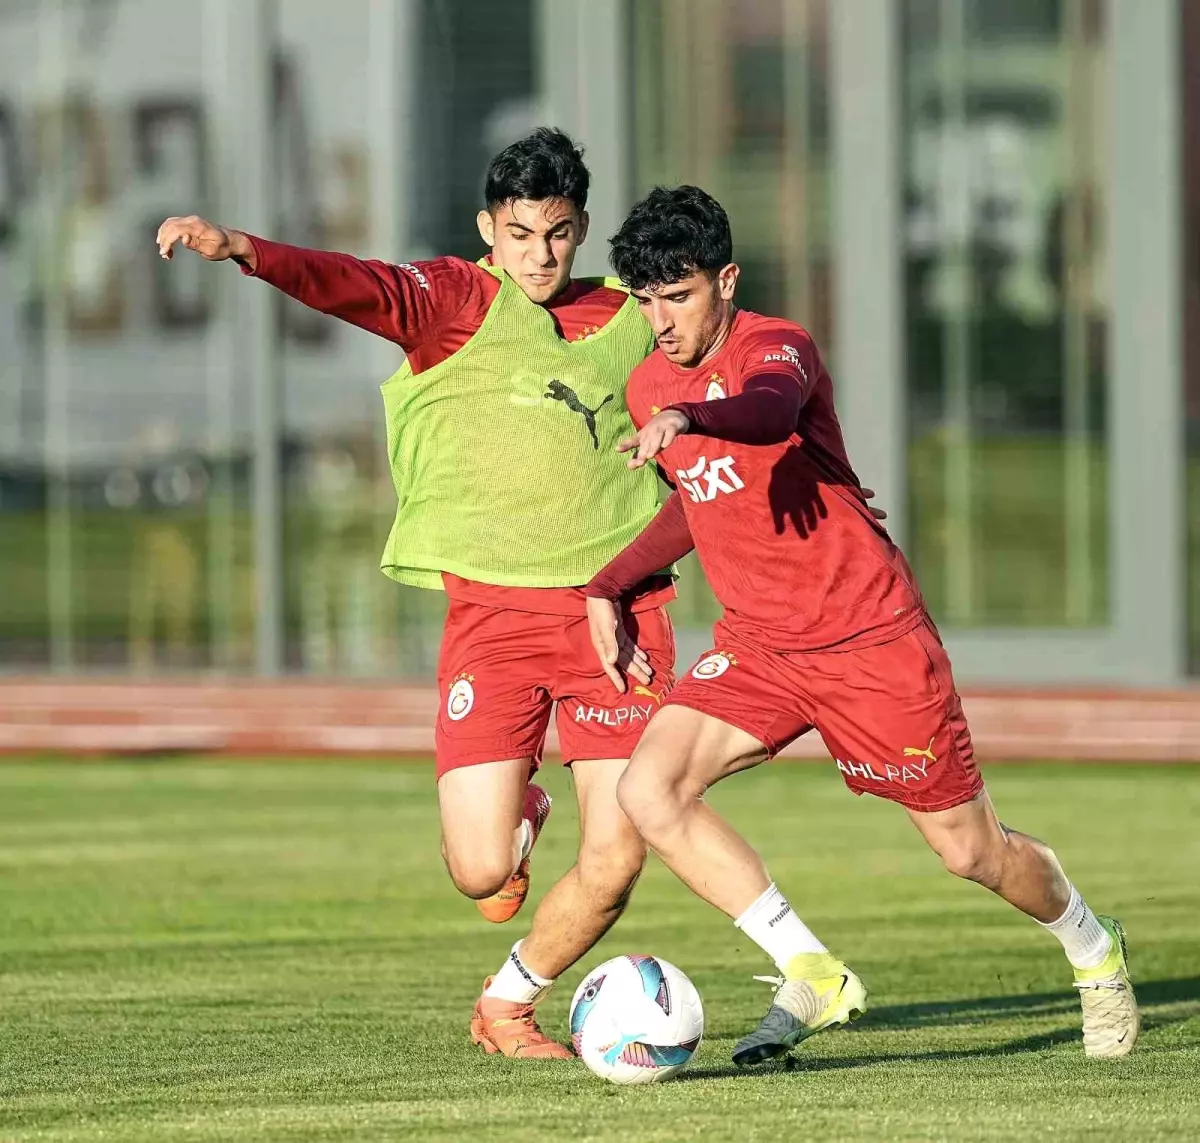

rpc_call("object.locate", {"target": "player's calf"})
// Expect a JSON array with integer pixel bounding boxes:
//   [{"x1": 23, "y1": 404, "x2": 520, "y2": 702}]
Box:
[
  {"x1": 515, "y1": 765, "x2": 648, "y2": 979},
  {"x1": 476, "y1": 783, "x2": 553, "y2": 923},
  {"x1": 437, "y1": 758, "x2": 545, "y2": 918},
  {"x1": 908, "y1": 794, "x2": 1070, "y2": 921},
  {"x1": 472, "y1": 765, "x2": 648, "y2": 1062},
  {"x1": 909, "y1": 794, "x2": 1139, "y2": 1057},
  {"x1": 576, "y1": 841, "x2": 645, "y2": 914}
]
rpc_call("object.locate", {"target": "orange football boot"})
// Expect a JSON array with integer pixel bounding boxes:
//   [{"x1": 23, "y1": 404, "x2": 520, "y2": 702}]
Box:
[
  {"x1": 476, "y1": 783, "x2": 552, "y2": 923},
  {"x1": 470, "y1": 977, "x2": 574, "y2": 1059}
]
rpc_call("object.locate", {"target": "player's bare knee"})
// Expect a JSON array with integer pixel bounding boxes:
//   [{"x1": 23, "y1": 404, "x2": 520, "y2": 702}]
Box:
[
  {"x1": 616, "y1": 760, "x2": 688, "y2": 839},
  {"x1": 938, "y1": 837, "x2": 1003, "y2": 888},
  {"x1": 443, "y1": 851, "x2": 512, "y2": 900},
  {"x1": 449, "y1": 866, "x2": 510, "y2": 900},
  {"x1": 615, "y1": 762, "x2": 655, "y2": 826}
]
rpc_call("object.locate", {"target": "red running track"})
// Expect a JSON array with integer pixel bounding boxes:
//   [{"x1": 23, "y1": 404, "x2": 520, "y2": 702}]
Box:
[{"x1": 2, "y1": 678, "x2": 1200, "y2": 762}]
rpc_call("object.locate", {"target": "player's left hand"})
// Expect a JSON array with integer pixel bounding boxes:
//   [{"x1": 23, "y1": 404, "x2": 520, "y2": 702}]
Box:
[
  {"x1": 586, "y1": 597, "x2": 654, "y2": 693},
  {"x1": 618, "y1": 409, "x2": 690, "y2": 469}
]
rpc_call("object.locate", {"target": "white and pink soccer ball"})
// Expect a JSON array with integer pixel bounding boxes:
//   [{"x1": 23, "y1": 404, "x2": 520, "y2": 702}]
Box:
[{"x1": 569, "y1": 955, "x2": 704, "y2": 1084}]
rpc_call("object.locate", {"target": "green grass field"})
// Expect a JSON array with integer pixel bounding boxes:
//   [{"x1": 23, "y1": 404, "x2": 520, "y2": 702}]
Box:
[{"x1": 1, "y1": 759, "x2": 1197, "y2": 1142}]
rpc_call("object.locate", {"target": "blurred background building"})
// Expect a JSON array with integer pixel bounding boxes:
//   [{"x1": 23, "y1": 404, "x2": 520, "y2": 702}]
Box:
[{"x1": 0, "y1": 0, "x2": 1193, "y2": 684}]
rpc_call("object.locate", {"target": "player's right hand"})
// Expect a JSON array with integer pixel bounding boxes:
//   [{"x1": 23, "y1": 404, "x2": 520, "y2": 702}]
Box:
[
  {"x1": 586, "y1": 596, "x2": 653, "y2": 693},
  {"x1": 618, "y1": 409, "x2": 690, "y2": 469},
  {"x1": 156, "y1": 215, "x2": 253, "y2": 265}
]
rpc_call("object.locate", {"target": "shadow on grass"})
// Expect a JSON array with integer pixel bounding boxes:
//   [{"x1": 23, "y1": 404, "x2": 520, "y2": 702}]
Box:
[
  {"x1": 676, "y1": 1026, "x2": 1082, "y2": 1081},
  {"x1": 677, "y1": 976, "x2": 1200, "y2": 1081},
  {"x1": 858, "y1": 975, "x2": 1200, "y2": 1030}
]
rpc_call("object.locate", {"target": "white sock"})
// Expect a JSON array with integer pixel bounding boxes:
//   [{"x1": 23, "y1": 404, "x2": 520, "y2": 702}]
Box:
[
  {"x1": 484, "y1": 941, "x2": 553, "y2": 1005},
  {"x1": 1039, "y1": 884, "x2": 1113, "y2": 970},
  {"x1": 734, "y1": 882, "x2": 827, "y2": 972},
  {"x1": 516, "y1": 819, "x2": 533, "y2": 862}
]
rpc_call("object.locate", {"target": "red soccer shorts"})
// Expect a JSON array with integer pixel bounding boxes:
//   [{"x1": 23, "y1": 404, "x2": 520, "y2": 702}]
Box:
[
  {"x1": 435, "y1": 600, "x2": 676, "y2": 780},
  {"x1": 664, "y1": 615, "x2": 982, "y2": 813}
]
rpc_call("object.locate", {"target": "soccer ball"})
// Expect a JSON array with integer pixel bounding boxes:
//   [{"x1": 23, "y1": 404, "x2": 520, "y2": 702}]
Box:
[{"x1": 569, "y1": 955, "x2": 704, "y2": 1084}]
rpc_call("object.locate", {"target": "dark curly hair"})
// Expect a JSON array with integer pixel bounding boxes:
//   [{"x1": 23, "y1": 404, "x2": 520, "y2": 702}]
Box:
[
  {"x1": 484, "y1": 127, "x2": 590, "y2": 212},
  {"x1": 609, "y1": 185, "x2": 733, "y2": 289}
]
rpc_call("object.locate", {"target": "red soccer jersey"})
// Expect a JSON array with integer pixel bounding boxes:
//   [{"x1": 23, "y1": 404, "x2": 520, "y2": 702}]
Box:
[
  {"x1": 243, "y1": 240, "x2": 629, "y2": 370},
  {"x1": 625, "y1": 309, "x2": 923, "y2": 651},
  {"x1": 243, "y1": 237, "x2": 671, "y2": 614}
]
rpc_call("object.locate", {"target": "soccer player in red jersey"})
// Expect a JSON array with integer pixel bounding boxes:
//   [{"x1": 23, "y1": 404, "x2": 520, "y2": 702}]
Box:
[
  {"x1": 157, "y1": 131, "x2": 675, "y2": 1059},
  {"x1": 585, "y1": 185, "x2": 1139, "y2": 1063}
]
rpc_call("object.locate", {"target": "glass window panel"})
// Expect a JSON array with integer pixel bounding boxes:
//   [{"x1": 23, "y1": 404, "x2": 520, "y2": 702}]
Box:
[
  {"x1": 1184, "y1": 0, "x2": 1200, "y2": 675},
  {"x1": 0, "y1": 4, "x2": 48, "y2": 667},
  {"x1": 630, "y1": 0, "x2": 833, "y2": 630},
  {"x1": 273, "y1": 0, "x2": 389, "y2": 676},
  {"x1": 903, "y1": 0, "x2": 1109, "y2": 627},
  {"x1": 0, "y1": 0, "x2": 254, "y2": 672},
  {"x1": 274, "y1": 0, "x2": 538, "y2": 676},
  {"x1": 0, "y1": 4, "x2": 50, "y2": 669}
]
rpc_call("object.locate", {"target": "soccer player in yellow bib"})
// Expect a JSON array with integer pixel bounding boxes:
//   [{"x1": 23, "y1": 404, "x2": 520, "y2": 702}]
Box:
[{"x1": 157, "y1": 130, "x2": 675, "y2": 1058}]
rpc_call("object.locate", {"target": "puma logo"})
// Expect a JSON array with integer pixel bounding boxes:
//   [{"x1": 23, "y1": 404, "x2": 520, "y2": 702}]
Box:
[
  {"x1": 545, "y1": 379, "x2": 613, "y2": 449},
  {"x1": 902, "y1": 737, "x2": 938, "y2": 764}
]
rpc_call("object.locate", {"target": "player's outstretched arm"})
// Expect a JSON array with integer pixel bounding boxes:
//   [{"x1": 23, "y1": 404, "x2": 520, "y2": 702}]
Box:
[
  {"x1": 154, "y1": 215, "x2": 457, "y2": 348},
  {"x1": 585, "y1": 493, "x2": 695, "y2": 692},
  {"x1": 666, "y1": 373, "x2": 804, "y2": 447},
  {"x1": 157, "y1": 215, "x2": 254, "y2": 267},
  {"x1": 622, "y1": 374, "x2": 888, "y2": 520},
  {"x1": 617, "y1": 374, "x2": 808, "y2": 469}
]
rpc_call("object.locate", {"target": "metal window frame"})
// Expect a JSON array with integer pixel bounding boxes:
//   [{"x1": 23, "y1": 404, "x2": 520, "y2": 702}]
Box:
[
  {"x1": 208, "y1": 0, "x2": 283, "y2": 675},
  {"x1": 829, "y1": 0, "x2": 1185, "y2": 685},
  {"x1": 537, "y1": 0, "x2": 630, "y2": 281}
]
